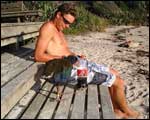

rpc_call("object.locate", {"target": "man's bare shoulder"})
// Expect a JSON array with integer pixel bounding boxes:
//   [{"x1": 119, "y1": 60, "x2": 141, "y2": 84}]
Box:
[{"x1": 39, "y1": 21, "x2": 56, "y2": 34}]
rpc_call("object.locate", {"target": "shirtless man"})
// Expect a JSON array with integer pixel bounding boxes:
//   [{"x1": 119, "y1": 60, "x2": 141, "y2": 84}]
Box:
[{"x1": 34, "y1": 3, "x2": 139, "y2": 119}]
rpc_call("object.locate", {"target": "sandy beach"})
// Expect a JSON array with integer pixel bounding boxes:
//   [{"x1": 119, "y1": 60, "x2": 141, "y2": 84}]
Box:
[{"x1": 66, "y1": 25, "x2": 149, "y2": 119}]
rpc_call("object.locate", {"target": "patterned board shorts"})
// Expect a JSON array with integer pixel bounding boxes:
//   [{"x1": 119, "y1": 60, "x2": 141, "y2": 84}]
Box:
[
  {"x1": 43, "y1": 57, "x2": 116, "y2": 87},
  {"x1": 89, "y1": 71, "x2": 116, "y2": 87},
  {"x1": 70, "y1": 64, "x2": 116, "y2": 87}
]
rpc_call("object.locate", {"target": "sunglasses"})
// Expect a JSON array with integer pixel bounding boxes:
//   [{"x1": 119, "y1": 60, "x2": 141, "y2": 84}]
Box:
[{"x1": 62, "y1": 15, "x2": 72, "y2": 25}]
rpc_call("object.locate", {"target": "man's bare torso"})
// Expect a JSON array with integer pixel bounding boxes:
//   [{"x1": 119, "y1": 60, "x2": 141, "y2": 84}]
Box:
[{"x1": 45, "y1": 22, "x2": 72, "y2": 57}]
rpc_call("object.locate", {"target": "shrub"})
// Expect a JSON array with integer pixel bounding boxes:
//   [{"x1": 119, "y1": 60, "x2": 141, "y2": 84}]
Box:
[{"x1": 64, "y1": 4, "x2": 109, "y2": 34}]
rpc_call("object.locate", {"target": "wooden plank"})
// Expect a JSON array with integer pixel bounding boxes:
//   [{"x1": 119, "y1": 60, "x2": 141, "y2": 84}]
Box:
[
  {"x1": 20, "y1": 81, "x2": 53, "y2": 119},
  {"x1": 1, "y1": 22, "x2": 44, "y2": 27},
  {"x1": 99, "y1": 85, "x2": 115, "y2": 119},
  {"x1": 1, "y1": 22, "x2": 40, "y2": 46},
  {"x1": 1, "y1": 63, "x2": 45, "y2": 119},
  {"x1": 2, "y1": 8, "x2": 22, "y2": 12},
  {"x1": 1, "y1": 41, "x2": 35, "y2": 64},
  {"x1": 1, "y1": 50, "x2": 33, "y2": 66},
  {"x1": 37, "y1": 85, "x2": 64, "y2": 119},
  {"x1": 87, "y1": 85, "x2": 100, "y2": 119},
  {"x1": 70, "y1": 88, "x2": 86, "y2": 119},
  {"x1": 2, "y1": 10, "x2": 42, "y2": 15},
  {"x1": 1, "y1": 22, "x2": 42, "y2": 39},
  {"x1": 1, "y1": 44, "x2": 35, "y2": 79},
  {"x1": 1, "y1": 12, "x2": 36, "y2": 18},
  {"x1": 1, "y1": 50, "x2": 34, "y2": 70},
  {"x1": 54, "y1": 85, "x2": 74, "y2": 119},
  {"x1": 1, "y1": 59, "x2": 34, "y2": 87},
  {"x1": 1, "y1": 32, "x2": 39, "y2": 47},
  {"x1": 1, "y1": 10, "x2": 42, "y2": 18},
  {"x1": 1, "y1": 50, "x2": 34, "y2": 86},
  {"x1": 4, "y1": 78, "x2": 46, "y2": 119}
]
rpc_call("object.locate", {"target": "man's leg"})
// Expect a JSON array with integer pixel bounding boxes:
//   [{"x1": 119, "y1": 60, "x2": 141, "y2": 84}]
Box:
[
  {"x1": 111, "y1": 76, "x2": 140, "y2": 118},
  {"x1": 109, "y1": 87, "x2": 128, "y2": 118}
]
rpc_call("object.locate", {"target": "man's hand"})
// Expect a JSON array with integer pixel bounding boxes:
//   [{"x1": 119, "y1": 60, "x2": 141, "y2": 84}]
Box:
[{"x1": 78, "y1": 54, "x2": 86, "y2": 59}]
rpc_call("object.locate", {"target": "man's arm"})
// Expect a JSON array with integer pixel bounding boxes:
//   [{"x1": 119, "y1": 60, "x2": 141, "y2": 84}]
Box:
[{"x1": 34, "y1": 24, "x2": 62, "y2": 62}]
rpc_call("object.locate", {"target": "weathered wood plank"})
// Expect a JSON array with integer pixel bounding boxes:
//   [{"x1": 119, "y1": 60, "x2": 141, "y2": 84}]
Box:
[
  {"x1": 37, "y1": 85, "x2": 64, "y2": 119},
  {"x1": 1, "y1": 10, "x2": 42, "y2": 18},
  {"x1": 1, "y1": 32, "x2": 39, "y2": 47},
  {"x1": 1, "y1": 42, "x2": 35, "y2": 64},
  {"x1": 54, "y1": 85, "x2": 74, "y2": 119},
  {"x1": 1, "y1": 63, "x2": 44, "y2": 119},
  {"x1": 1, "y1": 45, "x2": 35, "y2": 81},
  {"x1": 1, "y1": 22, "x2": 43, "y2": 39},
  {"x1": 4, "y1": 78, "x2": 46, "y2": 119},
  {"x1": 70, "y1": 88, "x2": 86, "y2": 119},
  {"x1": 20, "y1": 81, "x2": 53, "y2": 119},
  {"x1": 99, "y1": 85, "x2": 115, "y2": 119},
  {"x1": 1, "y1": 22, "x2": 44, "y2": 27},
  {"x1": 1, "y1": 55, "x2": 34, "y2": 87},
  {"x1": 1, "y1": 22, "x2": 42, "y2": 47},
  {"x1": 87, "y1": 85, "x2": 100, "y2": 119},
  {"x1": 1, "y1": 50, "x2": 33, "y2": 68}
]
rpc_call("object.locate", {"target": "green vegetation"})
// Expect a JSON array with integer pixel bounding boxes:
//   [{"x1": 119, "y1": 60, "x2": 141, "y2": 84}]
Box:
[
  {"x1": 90, "y1": 1, "x2": 149, "y2": 26},
  {"x1": 24, "y1": 1, "x2": 149, "y2": 34},
  {"x1": 64, "y1": 3, "x2": 109, "y2": 35}
]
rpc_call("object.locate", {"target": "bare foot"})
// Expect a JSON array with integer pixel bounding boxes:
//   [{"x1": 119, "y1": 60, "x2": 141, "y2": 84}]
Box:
[
  {"x1": 126, "y1": 109, "x2": 140, "y2": 119},
  {"x1": 114, "y1": 109, "x2": 128, "y2": 119}
]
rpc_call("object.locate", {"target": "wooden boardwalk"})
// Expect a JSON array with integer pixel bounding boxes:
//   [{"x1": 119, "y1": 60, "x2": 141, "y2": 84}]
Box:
[
  {"x1": 4, "y1": 80, "x2": 115, "y2": 119},
  {"x1": 1, "y1": 26, "x2": 115, "y2": 119},
  {"x1": 1, "y1": 45, "x2": 115, "y2": 119}
]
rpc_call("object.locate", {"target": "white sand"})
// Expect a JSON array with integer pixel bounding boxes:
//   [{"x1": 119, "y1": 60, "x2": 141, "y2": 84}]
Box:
[{"x1": 67, "y1": 25, "x2": 149, "y2": 119}]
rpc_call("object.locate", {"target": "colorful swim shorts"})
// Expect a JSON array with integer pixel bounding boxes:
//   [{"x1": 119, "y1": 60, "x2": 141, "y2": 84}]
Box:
[{"x1": 43, "y1": 56, "x2": 116, "y2": 87}]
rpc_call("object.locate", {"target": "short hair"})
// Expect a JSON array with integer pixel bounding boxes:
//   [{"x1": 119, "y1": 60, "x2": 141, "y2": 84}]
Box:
[{"x1": 54, "y1": 3, "x2": 77, "y2": 18}]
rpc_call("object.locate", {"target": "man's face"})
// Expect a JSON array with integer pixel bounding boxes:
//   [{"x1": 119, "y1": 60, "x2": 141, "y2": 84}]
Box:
[{"x1": 57, "y1": 13, "x2": 75, "y2": 31}]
